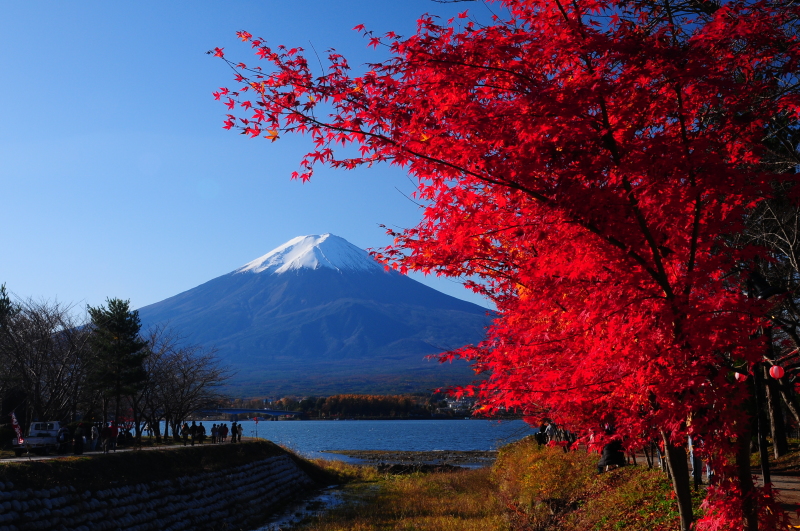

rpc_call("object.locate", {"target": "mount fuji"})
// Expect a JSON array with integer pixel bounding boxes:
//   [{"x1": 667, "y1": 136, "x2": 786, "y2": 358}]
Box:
[{"x1": 137, "y1": 234, "x2": 491, "y2": 395}]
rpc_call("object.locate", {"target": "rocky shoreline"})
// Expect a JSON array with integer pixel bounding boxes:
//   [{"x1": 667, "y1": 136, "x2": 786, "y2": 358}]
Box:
[{"x1": 322, "y1": 449, "x2": 497, "y2": 469}]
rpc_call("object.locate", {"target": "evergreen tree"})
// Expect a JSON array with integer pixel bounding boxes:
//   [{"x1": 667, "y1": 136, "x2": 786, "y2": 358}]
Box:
[
  {"x1": 0, "y1": 284, "x2": 17, "y2": 326},
  {"x1": 87, "y1": 298, "x2": 148, "y2": 423}
]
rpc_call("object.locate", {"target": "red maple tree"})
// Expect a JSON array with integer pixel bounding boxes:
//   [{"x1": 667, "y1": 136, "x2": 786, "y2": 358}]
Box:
[{"x1": 212, "y1": 1, "x2": 800, "y2": 528}]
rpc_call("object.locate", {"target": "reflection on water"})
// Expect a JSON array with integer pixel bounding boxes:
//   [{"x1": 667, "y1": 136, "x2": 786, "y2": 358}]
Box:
[{"x1": 254, "y1": 485, "x2": 349, "y2": 531}]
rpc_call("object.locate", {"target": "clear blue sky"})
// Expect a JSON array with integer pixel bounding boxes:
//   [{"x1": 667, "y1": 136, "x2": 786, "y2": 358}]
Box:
[{"x1": 0, "y1": 1, "x2": 495, "y2": 312}]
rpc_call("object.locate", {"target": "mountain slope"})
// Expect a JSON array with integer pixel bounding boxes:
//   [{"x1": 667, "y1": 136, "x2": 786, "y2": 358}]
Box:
[{"x1": 137, "y1": 234, "x2": 491, "y2": 395}]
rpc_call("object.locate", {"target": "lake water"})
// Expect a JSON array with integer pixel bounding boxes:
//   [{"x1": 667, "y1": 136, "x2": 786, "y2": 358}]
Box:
[{"x1": 229, "y1": 418, "x2": 535, "y2": 461}]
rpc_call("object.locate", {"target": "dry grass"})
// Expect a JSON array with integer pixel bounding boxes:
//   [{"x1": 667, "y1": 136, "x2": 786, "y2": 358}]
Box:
[
  {"x1": 306, "y1": 458, "x2": 383, "y2": 483},
  {"x1": 751, "y1": 438, "x2": 800, "y2": 473},
  {"x1": 294, "y1": 466, "x2": 506, "y2": 531},
  {"x1": 294, "y1": 438, "x2": 702, "y2": 531}
]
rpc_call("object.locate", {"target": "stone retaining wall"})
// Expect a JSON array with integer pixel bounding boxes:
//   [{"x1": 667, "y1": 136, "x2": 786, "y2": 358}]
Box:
[{"x1": 0, "y1": 454, "x2": 315, "y2": 531}]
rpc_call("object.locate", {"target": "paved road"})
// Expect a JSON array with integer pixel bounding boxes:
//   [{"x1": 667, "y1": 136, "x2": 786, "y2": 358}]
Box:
[
  {"x1": 756, "y1": 473, "x2": 800, "y2": 525},
  {"x1": 0, "y1": 438, "x2": 259, "y2": 462}
]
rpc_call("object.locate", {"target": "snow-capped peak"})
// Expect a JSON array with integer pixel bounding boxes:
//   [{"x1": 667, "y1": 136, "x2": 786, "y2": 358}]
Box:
[{"x1": 235, "y1": 234, "x2": 386, "y2": 275}]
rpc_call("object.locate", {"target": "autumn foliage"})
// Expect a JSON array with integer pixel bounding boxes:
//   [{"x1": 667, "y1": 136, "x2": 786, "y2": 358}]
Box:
[{"x1": 213, "y1": 0, "x2": 800, "y2": 528}]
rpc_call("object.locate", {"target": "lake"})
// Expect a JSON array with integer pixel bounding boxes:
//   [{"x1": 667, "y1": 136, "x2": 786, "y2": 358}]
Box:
[{"x1": 226, "y1": 418, "x2": 535, "y2": 461}]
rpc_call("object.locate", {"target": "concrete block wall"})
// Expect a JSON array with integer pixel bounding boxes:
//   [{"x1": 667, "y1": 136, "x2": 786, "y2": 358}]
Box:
[{"x1": 0, "y1": 454, "x2": 315, "y2": 531}]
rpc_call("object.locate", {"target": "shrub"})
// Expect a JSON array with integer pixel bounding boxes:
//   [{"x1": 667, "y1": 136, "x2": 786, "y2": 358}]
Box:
[
  {"x1": 493, "y1": 437, "x2": 599, "y2": 530},
  {"x1": 492, "y1": 436, "x2": 701, "y2": 531}
]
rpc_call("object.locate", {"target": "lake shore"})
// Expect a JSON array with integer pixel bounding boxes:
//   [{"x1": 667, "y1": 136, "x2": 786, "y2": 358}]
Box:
[{"x1": 322, "y1": 449, "x2": 496, "y2": 467}]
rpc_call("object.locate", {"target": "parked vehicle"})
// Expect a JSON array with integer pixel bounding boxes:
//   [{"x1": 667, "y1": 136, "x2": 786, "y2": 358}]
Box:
[{"x1": 11, "y1": 421, "x2": 65, "y2": 457}]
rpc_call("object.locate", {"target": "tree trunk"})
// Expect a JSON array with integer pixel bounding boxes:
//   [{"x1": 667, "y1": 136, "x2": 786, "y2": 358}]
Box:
[
  {"x1": 155, "y1": 417, "x2": 162, "y2": 443},
  {"x1": 764, "y1": 367, "x2": 789, "y2": 458},
  {"x1": 778, "y1": 382, "x2": 800, "y2": 432},
  {"x1": 662, "y1": 431, "x2": 694, "y2": 531},
  {"x1": 735, "y1": 423, "x2": 759, "y2": 531},
  {"x1": 132, "y1": 408, "x2": 142, "y2": 443},
  {"x1": 753, "y1": 365, "x2": 772, "y2": 485}
]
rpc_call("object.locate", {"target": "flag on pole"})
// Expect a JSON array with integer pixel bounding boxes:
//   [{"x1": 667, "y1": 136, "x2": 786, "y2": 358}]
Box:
[
  {"x1": 9, "y1": 412, "x2": 23, "y2": 445},
  {"x1": 252, "y1": 417, "x2": 259, "y2": 424}
]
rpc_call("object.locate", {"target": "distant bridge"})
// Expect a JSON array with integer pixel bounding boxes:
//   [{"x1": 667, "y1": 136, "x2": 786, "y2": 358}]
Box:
[{"x1": 197, "y1": 408, "x2": 302, "y2": 417}]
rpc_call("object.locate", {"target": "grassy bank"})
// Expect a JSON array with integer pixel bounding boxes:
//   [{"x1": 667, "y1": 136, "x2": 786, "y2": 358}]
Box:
[
  {"x1": 296, "y1": 462, "x2": 504, "y2": 531},
  {"x1": 0, "y1": 440, "x2": 333, "y2": 492},
  {"x1": 297, "y1": 437, "x2": 703, "y2": 531},
  {"x1": 494, "y1": 438, "x2": 703, "y2": 530}
]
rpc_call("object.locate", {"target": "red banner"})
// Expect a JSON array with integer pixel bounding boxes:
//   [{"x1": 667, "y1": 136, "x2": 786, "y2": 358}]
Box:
[{"x1": 9, "y1": 412, "x2": 23, "y2": 445}]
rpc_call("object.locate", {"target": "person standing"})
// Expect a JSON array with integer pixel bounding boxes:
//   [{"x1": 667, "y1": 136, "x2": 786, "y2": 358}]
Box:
[
  {"x1": 110, "y1": 422, "x2": 119, "y2": 452},
  {"x1": 230, "y1": 422, "x2": 237, "y2": 443},
  {"x1": 189, "y1": 421, "x2": 197, "y2": 446},
  {"x1": 91, "y1": 424, "x2": 100, "y2": 452},
  {"x1": 544, "y1": 419, "x2": 557, "y2": 443},
  {"x1": 198, "y1": 422, "x2": 206, "y2": 445},
  {"x1": 211, "y1": 424, "x2": 218, "y2": 444},
  {"x1": 181, "y1": 422, "x2": 190, "y2": 447},
  {"x1": 56, "y1": 425, "x2": 70, "y2": 455},
  {"x1": 73, "y1": 424, "x2": 85, "y2": 455},
  {"x1": 220, "y1": 423, "x2": 228, "y2": 443},
  {"x1": 100, "y1": 423, "x2": 112, "y2": 454},
  {"x1": 237, "y1": 422, "x2": 243, "y2": 442}
]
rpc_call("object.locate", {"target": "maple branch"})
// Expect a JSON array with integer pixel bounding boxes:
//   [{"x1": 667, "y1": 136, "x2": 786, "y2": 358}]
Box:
[
  {"x1": 552, "y1": 0, "x2": 675, "y2": 297},
  {"x1": 486, "y1": 377, "x2": 625, "y2": 394},
  {"x1": 408, "y1": 55, "x2": 537, "y2": 86},
  {"x1": 663, "y1": 0, "x2": 704, "y2": 298},
  {"x1": 393, "y1": 186, "x2": 424, "y2": 207},
  {"x1": 294, "y1": 111, "x2": 667, "y2": 283}
]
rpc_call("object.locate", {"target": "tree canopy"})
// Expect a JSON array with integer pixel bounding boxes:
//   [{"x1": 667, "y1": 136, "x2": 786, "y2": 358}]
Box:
[
  {"x1": 213, "y1": 0, "x2": 800, "y2": 527},
  {"x1": 87, "y1": 298, "x2": 148, "y2": 422}
]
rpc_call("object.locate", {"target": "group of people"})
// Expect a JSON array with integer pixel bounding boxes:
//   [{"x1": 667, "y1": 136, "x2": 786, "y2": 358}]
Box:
[
  {"x1": 179, "y1": 420, "x2": 243, "y2": 446},
  {"x1": 55, "y1": 421, "x2": 129, "y2": 455},
  {"x1": 536, "y1": 419, "x2": 578, "y2": 450},
  {"x1": 535, "y1": 419, "x2": 628, "y2": 474},
  {"x1": 48, "y1": 419, "x2": 248, "y2": 455}
]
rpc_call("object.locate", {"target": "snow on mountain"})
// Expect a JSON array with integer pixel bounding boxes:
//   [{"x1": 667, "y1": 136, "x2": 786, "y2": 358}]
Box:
[
  {"x1": 236, "y1": 234, "x2": 386, "y2": 275},
  {"x1": 137, "y1": 233, "x2": 491, "y2": 395}
]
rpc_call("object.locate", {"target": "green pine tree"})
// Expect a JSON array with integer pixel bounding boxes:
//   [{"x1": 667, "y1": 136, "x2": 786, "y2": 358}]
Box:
[
  {"x1": 0, "y1": 284, "x2": 17, "y2": 325},
  {"x1": 87, "y1": 298, "x2": 148, "y2": 423}
]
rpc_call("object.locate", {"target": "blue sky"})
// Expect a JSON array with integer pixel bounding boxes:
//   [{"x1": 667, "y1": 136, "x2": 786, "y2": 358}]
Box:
[{"x1": 0, "y1": 1, "x2": 495, "y2": 312}]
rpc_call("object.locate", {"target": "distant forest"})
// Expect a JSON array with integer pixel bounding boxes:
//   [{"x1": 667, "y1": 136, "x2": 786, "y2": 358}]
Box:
[{"x1": 233, "y1": 393, "x2": 474, "y2": 419}]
